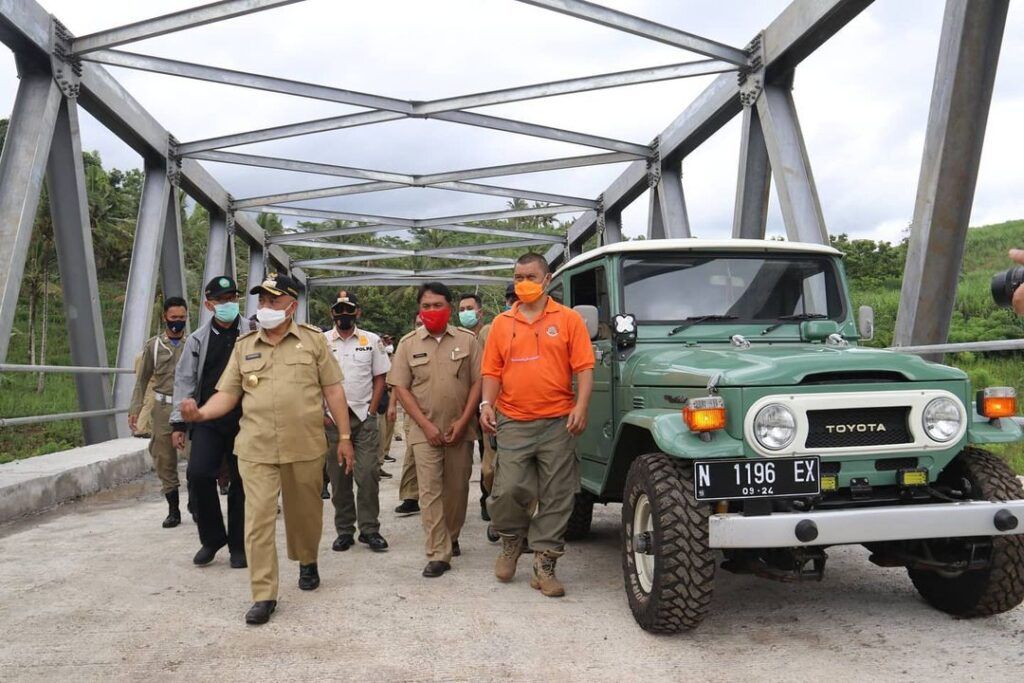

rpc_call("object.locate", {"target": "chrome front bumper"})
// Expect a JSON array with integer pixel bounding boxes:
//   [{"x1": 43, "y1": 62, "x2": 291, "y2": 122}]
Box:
[{"x1": 708, "y1": 500, "x2": 1024, "y2": 549}]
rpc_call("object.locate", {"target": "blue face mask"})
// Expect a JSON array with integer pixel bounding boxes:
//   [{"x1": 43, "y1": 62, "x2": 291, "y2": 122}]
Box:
[
  {"x1": 213, "y1": 301, "x2": 239, "y2": 323},
  {"x1": 458, "y1": 310, "x2": 479, "y2": 328}
]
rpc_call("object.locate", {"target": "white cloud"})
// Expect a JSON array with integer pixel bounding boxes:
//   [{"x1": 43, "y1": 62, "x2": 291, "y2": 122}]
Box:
[{"x1": 0, "y1": 0, "x2": 1019, "y2": 242}]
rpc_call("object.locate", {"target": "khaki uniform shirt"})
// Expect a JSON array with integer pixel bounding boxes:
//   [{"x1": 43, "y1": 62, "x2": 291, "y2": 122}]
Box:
[
  {"x1": 478, "y1": 323, "x2": 492, "y2": 347},
  {"x1": 386, "y1": 325, "x2": 481, "y2": 446},
  {"x1": 216, "y1": 321, "x2": 344, "y2": 464},
  {"x1": 129, "y1": 333, "x2": 185, "y2": 415}
]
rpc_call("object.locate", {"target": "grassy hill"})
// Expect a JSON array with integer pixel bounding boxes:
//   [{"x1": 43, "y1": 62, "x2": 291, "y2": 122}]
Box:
[{"x1": 2, "y1": 219, "x2": 1023, "y2": 473}]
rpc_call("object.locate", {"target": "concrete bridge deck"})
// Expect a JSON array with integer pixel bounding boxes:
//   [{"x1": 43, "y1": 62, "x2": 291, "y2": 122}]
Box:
[{"x1": 1, "y1": 439, "x2": 1022, "y2": 682}]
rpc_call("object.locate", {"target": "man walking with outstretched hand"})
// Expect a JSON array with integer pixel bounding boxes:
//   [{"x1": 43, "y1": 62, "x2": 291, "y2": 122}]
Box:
[{"x1": 480, "y1": 253, "x2": 594, "y2": 597}]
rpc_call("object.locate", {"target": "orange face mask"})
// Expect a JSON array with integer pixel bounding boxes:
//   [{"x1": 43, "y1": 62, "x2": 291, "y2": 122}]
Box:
[{"x1": 514, "y1": 279, "x2": 545, "y2": 304}]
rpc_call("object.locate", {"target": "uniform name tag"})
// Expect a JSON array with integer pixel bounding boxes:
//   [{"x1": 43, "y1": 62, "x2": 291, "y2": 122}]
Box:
[
  {"x1": 413, "y1": 352, "x2": 428, "y2": 358},
  {"x1": 245, "y1": 353, "x2": 262, "y2": 360}
]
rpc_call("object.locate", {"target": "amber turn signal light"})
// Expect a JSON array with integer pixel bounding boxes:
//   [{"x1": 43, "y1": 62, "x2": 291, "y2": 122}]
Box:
[
  {"x1": 683, "y1": 396, "x2": 727, "y2": 433},
  {"x1": 978, "y1": 387, "x2": 1018, "y2": 419}
]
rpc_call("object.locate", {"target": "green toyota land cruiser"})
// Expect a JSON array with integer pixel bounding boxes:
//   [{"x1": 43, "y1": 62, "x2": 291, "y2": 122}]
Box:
[{"x1": 551, "y1": 238, "x2": 1024, "y2": 633}]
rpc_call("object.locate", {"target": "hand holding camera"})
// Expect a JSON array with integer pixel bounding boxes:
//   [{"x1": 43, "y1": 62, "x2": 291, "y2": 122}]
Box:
[{"x1": 992, "y1": 249, "x2": 1024, "y2": 316}]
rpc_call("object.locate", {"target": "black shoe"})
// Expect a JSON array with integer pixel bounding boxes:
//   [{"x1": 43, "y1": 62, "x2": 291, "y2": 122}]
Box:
[
  {"x1": 395, "y1": 499, "x2": 420, "y2": 516},
  {"x1": 378, "y1": 469, "x2": 393, "y2": 479},
  {"x1": 193, "y1": 544, "x2": 224, "y2": 566},
  {"x1": 486, "y1": 525, "x2": 500, "y2": 543},
  {"x1": 332, "y1": 534, "x2": 355, "y2": 552},
  {"x1": 219, "y1": 483, "x2": 229, "y2": 496},
  {"x1": 452, "y1": 540, "x2": 461, "y2": 557},
  {"x1": 358, "y1": 532, "x2": 389, "y2": 552},
  {"x1": 383, "y1": 455, "x2": 396, "y2": 463},
  {"x1": 321, "y1": 482, "x2": 330, "y2": 500},
  {"x1": 422, "y1": 561, "x2": 450, "y2": 578},
  {"x1": 163, "y1": 490, "x2": 181, "y2": 528},
  {"x1": 230, "y1": 552, "x2": 247, "y2": 569},
  {"x1": 480, "y1": 504, "x2": 491, "y2": 522},
  {"x1": 245, "y1": 600, "x2": 276, "y2": 625},
  {"x1": 298, "y1": 563, "x2": 320, "y2": 591},
  {"x1": 395, "y1": 434, "x2": 403, "y2": 442}
]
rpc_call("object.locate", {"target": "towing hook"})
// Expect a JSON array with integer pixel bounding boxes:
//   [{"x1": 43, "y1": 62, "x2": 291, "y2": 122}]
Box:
[
  {"x1": 794, "y1": 519, "x2": 819, "y2": 543},
  {"x1": 994, "y1": 509, "x2": 1019, "y2": 532},
  {"x1": 635, "y1": 531, "x2": 654, "y2": 555}
]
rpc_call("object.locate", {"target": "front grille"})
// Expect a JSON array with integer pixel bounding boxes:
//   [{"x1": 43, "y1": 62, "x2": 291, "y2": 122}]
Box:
[{"x1": 805, "y1": 406, "x2": 911, "y2": 449}]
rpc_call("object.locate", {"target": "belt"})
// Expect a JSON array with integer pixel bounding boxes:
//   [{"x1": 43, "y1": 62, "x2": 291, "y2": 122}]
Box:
[{"x1": 153, "y1": 392, "x2": 173, "y2": 404}]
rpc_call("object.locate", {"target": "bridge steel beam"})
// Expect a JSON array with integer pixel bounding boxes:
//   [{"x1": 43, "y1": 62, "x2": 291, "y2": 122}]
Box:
[
  {"x1": 246, "y1": 243, "x2": 265, "y2": 317},
  {"x1": 732, "y1": 106, "x2": 772, "y2": 239},
  {"x1": 0, "y1": 59, "x2": 61, "y2": 363},
  {"x1": 547, "y1": 0, "x2": 873, "y2": 267},
  {"x1": 113, "y1": 160, "x2": 172, "y2": 436},
  {"x1": 894, "y1": 0, "x2": 1009, "y2": 353},
  {"x1": 47, "y1": 97, "x2": 116, "y2": 443},
  {"x1": 599, "y1": 207, "x2": 622, "y2": 245},
  {"x1": 72, "y1": 0, "x2": 305, "y2": 54},
  {"x1": 656, "y1": 160, "x2": 692, "y2": 238},
  {"x1": 160, "y1": 189, "x2": 189, "y2": 302}
]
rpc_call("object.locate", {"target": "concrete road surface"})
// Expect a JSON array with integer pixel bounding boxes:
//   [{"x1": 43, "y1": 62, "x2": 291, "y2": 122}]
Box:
[{"x1": 1, "y1": 440, "x2": 1022, "y2": 682}]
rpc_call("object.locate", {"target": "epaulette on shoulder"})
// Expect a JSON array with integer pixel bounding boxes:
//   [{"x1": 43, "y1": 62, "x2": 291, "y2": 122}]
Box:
[
  {"x1": 399, "y1": 329, "x2": 418, "y2": 343},
  {"x1": 300, "y1": 323, "x2": 323, "y2": 333},
  {"x1": 454, "y1": 326, "x2": 477, "y2": 337},
  {"x1": 238, "y1": 329, "x2": 257, "y2": 339}
]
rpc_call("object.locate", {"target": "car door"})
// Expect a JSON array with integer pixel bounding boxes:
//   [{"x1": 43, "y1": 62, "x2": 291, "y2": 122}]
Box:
[{"x1": 568, "y1": 265, "x2": 615, "y2": 466}]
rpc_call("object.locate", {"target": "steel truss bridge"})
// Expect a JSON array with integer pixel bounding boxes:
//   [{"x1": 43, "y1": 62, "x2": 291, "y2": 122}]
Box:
[{"x1": 0, "y1": 0, "x2": 1011, "y2": 445}]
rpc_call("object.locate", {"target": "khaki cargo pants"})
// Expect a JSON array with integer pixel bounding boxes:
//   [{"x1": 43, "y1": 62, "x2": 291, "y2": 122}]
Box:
[
  {"x1": 149, "y1": 400, "x2": 181, "y2": 495},
  {"x1": 377, "y1": 412, "x2": 396, "y2": 466},
  {"x1": 398, "y1": 419, "x2": 418, "y2": 501},
  {"x1": 411, "y1": 440, "x2": 472, "y2": 563},
  {"x1": 238, "y1": 457, "x2": 324, "y2": 602},
  {"x1": 487, "y1": 413, "x2": 577, "y2": 553},
  {"x1": 324, "y1": 415, "x2": 380, "y2": 536}
]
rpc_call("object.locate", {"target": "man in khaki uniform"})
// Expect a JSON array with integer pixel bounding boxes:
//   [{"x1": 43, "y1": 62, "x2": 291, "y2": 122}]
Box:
[
  {"x1": 129, "y1": 296, "x2": 189, "y2": 528},
  {"x1": 394, "y1": 315, "x2": 423, "y2": 516},
  {"x1": 388, "y1": 283, "x2": 481, "y2": 578},
  {"x1": 180, "y1": 273, "x2": 355, "y2": 625}
]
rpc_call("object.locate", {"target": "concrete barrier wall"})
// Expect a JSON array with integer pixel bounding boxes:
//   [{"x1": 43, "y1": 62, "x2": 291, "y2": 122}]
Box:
[{"x1": 0, "y1": 439, "x2": 151, "y2": 523}]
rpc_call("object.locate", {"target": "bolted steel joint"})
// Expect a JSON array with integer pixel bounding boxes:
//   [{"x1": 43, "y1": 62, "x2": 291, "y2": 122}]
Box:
[
  {"x1": 166, "y1": 134, "x2": 182, "y2": 186},
  {"x1": 737, "y1": 32, "x2": 765, "y2": 108},
  {"x1": 646, "y1": 138, "x2": 661, "y2": 188},
  {"x1": 50, "y1": 17, "x2": 82, "y2": 98}
]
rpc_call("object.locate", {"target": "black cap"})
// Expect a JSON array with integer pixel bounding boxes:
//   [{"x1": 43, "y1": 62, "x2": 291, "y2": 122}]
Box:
[
  {"x1": 205, "y1": 275, "x2": 238, "y2": 299},
  {"x1": 331, "y1": 290, "x2": 360, "y2": 313},
  {"x1": 505, "y1": 282, "x2": 517, "y2": 300},
  {"x1": 249, "y1": 272, "x2": 300, "y2": 298}
]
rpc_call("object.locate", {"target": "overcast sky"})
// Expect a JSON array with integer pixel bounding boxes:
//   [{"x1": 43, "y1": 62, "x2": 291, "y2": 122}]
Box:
[{"x1": 0, "y1": 0, "x2": 1020, "y2": 244}]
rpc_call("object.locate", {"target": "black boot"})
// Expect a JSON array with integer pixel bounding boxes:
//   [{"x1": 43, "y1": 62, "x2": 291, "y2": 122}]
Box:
[{"x1": 163, "y1": 490, "x2": 181, "y2": 528}]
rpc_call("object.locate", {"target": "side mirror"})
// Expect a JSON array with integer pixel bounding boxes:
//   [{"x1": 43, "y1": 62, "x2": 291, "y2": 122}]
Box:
[
  {"x1": 574, "y1": 305, "x2": 600, "y2": 340},
  {"x1": 858, "y1": 305, "x2": 875, "y2": 341},
  {"x1": 613, "y1": 313, "x2": 638, "y2": 349}
]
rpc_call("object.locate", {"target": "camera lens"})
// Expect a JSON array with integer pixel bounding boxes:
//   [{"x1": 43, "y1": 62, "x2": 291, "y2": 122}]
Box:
[{"x1": 992, "y1": 266, "x2": 1024, "y2": 308}]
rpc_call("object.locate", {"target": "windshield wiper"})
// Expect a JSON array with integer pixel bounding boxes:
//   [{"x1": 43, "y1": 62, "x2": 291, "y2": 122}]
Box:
[
  {"x1": 668, "y1": 315, "x2": 738, "y2": 336},
  {"x1": 760, "y1": 313, "x2": 828, "y2": 335}
]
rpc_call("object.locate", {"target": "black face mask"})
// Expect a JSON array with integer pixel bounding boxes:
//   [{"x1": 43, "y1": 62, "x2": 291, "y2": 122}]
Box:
[
  {"x1": 333, "y1": 314, "x2": 356, "y2": 331},
  {"x1": 166, "y1": 319, "x2": 186, "y2": 334}
]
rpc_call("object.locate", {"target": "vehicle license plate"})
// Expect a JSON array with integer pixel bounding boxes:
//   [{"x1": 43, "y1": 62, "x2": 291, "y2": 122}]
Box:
[{"x1": 693, "y1": 456, "x2": 821, "y2": 501}]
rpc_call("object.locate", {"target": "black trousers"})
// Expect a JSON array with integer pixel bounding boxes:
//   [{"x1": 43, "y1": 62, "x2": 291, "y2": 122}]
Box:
[
  {"x1": 478, "y1": 437, "x2": 488, "y2": 507},
  {"x1": 187, "y1": 423, "x2": 244, "y2": 554}
]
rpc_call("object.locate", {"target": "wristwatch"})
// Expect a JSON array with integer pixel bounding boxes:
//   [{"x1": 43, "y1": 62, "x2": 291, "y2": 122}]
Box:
[{"x1": 479, "y1": 400, "x2": 491, "y2": 412}]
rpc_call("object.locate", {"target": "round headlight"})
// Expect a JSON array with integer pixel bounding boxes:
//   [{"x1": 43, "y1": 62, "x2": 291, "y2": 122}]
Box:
[
  {"x1": 922, "y1": 397, "x2": 962, "y2": 442},
  {"x1": 754, "y1": 404, "x2": 796, "y2": 451}
]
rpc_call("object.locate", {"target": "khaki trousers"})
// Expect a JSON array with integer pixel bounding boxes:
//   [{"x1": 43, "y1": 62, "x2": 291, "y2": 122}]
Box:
[
  {"x1": 148, "y1": 401, "x2": 180, "y2": 494},
  {"x1": 481, "y1": 434, "x2": 497, "y2": 493},
  {"x1": 488, "y1": 414, "x2": 577, "y2": 553},
  {"x1": 398, "y1": 419, "x2": 418, "y2": 501},
  {"x1": 238, "y1": 457, "x2": 324, "y2": 602},
  {"x1": 377, "y1": 413, "x2": 396, "y2": 465},
  {"x1": 325, "y1": 415, "x2": 380, "y2": 535},
  {"x1": 411, "y1": 440, "x2": 472, "y2": 563}
]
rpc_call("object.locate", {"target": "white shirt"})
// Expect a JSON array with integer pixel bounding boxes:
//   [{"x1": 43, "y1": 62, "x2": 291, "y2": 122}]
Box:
[{"x1": 324, "y1": 326, "x2": 391, "y2": 421}]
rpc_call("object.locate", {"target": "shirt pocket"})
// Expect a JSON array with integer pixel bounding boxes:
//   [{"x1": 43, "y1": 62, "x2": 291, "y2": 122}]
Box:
[
  {"x1": 409, "y1": 354, "x2": 431, "y2": 386},
  {"x1": 238, "y1": 355, "x2": 268, "y2": 394},
  {"x1": 450, "y1": 347, "x2": 472, "y2": 379},
  {"x1": 284, "y1": 351, "x2": 318, "y2": 383}
]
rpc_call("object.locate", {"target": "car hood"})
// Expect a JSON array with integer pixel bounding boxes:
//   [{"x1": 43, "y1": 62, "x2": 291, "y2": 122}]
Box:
[{"x1": 622, "y1": 343, "x2": 967, "y2": 388}]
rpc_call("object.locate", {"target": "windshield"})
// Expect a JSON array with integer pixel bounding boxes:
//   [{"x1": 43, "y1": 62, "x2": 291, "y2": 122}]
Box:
[{"x1": 622, "y1": 254, "x2": 845, "y2": 324}]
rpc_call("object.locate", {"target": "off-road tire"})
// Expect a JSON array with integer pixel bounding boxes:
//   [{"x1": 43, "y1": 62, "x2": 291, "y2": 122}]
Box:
[
  {"x1": 565, "y1": 493, "x2": 594, "y2": 541},
  {"x1": 909, "y1": 447, "x2": 1024, "y2": 617},
  {"x1": 621, "y1": 453, "x2": 714, "y2": 633}
]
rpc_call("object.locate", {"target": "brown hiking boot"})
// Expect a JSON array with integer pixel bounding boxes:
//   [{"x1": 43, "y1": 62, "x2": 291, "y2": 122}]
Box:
[
  {"x1": 495, "y1": 535, "x2": 523, "y2": 582},
  {"x1": 531, "y1": 551, "x2": 565, "y2": 597}
]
